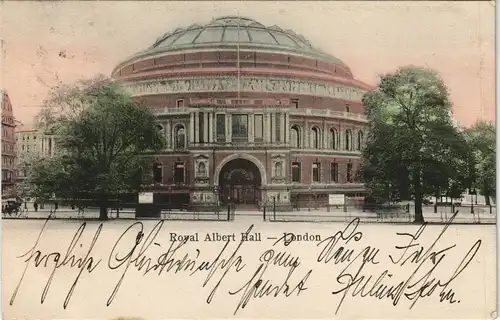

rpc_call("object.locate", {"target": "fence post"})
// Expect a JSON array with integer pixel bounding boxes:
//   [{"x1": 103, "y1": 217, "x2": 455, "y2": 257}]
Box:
[
  {"x1": 263, "y1": 204, "x2": 266, "y2": 221},
  {"x1": 227, "y1": 204, "x2": 230, "y2": 221}
]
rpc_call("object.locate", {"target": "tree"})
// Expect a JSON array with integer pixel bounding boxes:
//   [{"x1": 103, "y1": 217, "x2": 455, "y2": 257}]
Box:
[
  {"x1": 360, "y1": 66, "x2": 472, "y2": 223},
  {"x1": 465, "y1": 121, "x2": 496, "y2": 205},
  {"x1": 30, "y1": 77, "x2": 165, "y2": 220}
]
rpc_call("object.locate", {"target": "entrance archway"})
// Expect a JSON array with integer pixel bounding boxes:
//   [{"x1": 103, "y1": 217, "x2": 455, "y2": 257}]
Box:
[{"x1": 218, "y1": 158, "x2": 262, "y2": 207}]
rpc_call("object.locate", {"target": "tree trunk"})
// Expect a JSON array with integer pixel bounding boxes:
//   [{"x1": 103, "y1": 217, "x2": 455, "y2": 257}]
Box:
[
  {"x1": 483, "y1": 182, "x2": 491, "y2": 206},
  {"x1": 99, "y1": 195, "x2": 109, "y2": 221},
  {"x1": 413, "y1": 170, "x2": 425, "y2": 224},
  {"x1": 434, "y1": 188, "x2": 439, "y2": 213}
]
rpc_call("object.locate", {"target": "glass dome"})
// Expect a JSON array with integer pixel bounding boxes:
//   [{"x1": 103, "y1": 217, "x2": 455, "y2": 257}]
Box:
[{"x1": 147, "y1": 16, "x2": 344, "y2": 64}]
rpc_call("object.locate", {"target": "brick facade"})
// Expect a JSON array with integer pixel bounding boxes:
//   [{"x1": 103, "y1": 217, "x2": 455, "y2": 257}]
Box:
[{"x1": 114, "y1": 18, "x2": 370, "y2": 210}]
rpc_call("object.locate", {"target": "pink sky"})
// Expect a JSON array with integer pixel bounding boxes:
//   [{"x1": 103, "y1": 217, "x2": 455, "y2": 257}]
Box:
[{"x1": 1, "y1": 1, "x2": 495, "y2": 128}]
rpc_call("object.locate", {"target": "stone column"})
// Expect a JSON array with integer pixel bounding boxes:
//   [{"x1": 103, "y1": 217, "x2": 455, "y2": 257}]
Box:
[
  {"x1": 166, "y1": 120, "x2": 172, "y2": 149},
  {"x1": 284, "y1": 112, "x2": 289, "y2": 145},
  {"x1": 194, "y1": 112, "x2": 200, "y2": 144},
  {"x1": 204, "y1": 112, "x2": 209, "y2": 144},
  {"x1": 280, "y1": 112, "x2": 285, "y2": 144},
  {"x1": 323, "y1": 121, "x2": 327, "y2": 149},
  {"x1": 340, "y1": 127, "x2": 344, "y2": 150},
  {"x1": 264, "y1": 113, "x2": 270, "y2": 143},
  {"x1": 189, "y1": 112, "x2": 195, "y2": 143},
  {"x1": 227, "y1": 113, "x2": 232, "y2": 143},
  {"x1": 272, "y1": 112, "x2": 276, "y2": 143},
  {"x1": 248, "y1": 112, "x2": 254, "y2": 143},
  {"x1": 208, "y1": 113, "x2": 213, "y2": 143},
  {"x1": 304, "y1": 120, "x2": 309, "y2": 148}
]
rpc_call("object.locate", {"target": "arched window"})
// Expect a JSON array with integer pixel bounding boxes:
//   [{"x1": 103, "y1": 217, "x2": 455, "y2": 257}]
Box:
[
  {"x1": 290, "y1": 125, "x2": 301, "y2": 148},
  {"x1": 329, "y1": 128, "x2": 338, "y2": 149},
  {"x1": 311, "y1": 126, "x2": 320, "y2": 149},
  {"x1": 357, "y1": 130, "x2": 364, "y2": 150},
  {"x1": 174, "y1": 125, "x2": 186, "y2": 149},
  {"x1": 275, "y1": 162, "x2": 283, "y2": 177},
  {"x1": 345, "y1": 129, "x2": 352, "y2": 151}
]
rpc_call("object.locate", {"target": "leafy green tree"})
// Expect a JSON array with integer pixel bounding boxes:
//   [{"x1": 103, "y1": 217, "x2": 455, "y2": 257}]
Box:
[
  {"x1": 360, "y1": 66, "x2": 472, "y2": 223},
  {"x1": 465, "y1": 121, "x2": 496, "y2": 205},
  {"x1": 30, "y1": 77, "x2": 165, "y2": 220}
]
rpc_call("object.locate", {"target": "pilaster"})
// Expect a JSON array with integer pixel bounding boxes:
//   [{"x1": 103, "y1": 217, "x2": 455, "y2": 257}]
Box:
[
  {"x1": 166, "y1": 120, "x2": 172, "y2": 149},
  {"x1": 248, "y1": 112, "x2": 254, "y2": 143},
  {"x1": 270, "y1": 113, "x2": 275, "y2": 143},
  {"x1": 208, "y1": 113, "x2": 213, "y2": 143},
  {"x1": 264, "y1": 111, "x2": 271, "y2": 143},
  {"x1": 227, "y1": 113, "x2": 232, "y2": 143},
  {"x1": 203, "y1": 112, "x2": 209, "y2": 144},
  {"x1": 322, "y1": 121, "x2": 327, "y2": 149},
  {"x1": 280, "y1": 112, "x2": 285, "y2": 144},
  {"x1": 284, "y1": 112, "x2": 289, "y2": 145},
  {"x1": 189, "y1": 112, "x2": 195, "y2": 143},
  {"x1": 304, "y1": 120, "x2": 309, "y2": 148},
  {"x1": 195, "y1": 112, "x2": 200, "y2": 143}
]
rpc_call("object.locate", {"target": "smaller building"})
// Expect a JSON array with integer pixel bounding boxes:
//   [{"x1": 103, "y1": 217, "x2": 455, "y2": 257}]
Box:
[
  {"x1": 15, "y1": 127, "x2": 58, "y2": 180},
  {"x1": 1, "y1": 91, "x2": 17, "y2": 197}
]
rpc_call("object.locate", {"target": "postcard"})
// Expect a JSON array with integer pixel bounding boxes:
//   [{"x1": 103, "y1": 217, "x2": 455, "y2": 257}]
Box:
[{"x1": 1, "y1": 1, "x2": 496, "y2": 319}]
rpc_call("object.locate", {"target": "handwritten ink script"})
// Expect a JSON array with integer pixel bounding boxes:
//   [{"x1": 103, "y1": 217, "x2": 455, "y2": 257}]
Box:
[{"x1": 6, "y1": 211, "x2": 486, "y2": 317}]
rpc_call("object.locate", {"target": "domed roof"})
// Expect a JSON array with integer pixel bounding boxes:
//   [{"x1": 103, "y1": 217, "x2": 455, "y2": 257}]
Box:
[{"x1": 146, "y1": 16, "x2": 344, "y2": 64}]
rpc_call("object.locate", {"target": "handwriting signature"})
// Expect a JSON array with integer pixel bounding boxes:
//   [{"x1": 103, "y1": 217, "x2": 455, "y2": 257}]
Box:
[{"x1": 321, "y1": 211, "x2": 481, "y2": 314}]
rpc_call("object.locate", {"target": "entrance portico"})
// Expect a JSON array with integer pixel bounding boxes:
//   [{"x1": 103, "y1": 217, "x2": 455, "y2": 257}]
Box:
[{"x1": 215, "y1": 154, "x2": 265, "y2": 208}]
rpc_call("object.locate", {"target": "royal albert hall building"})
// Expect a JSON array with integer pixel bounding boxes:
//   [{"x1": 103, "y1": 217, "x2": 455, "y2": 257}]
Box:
[{"x1": 111, "y1": 16, "x2": 372, "y2": 211}]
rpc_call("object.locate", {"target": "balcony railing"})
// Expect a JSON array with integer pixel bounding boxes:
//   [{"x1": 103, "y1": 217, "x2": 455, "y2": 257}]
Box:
[
  {"x1": 152, "y1": 107, "x2": 190, "y2": 116},
  {"x1": 152, "y1": 107, "x2": 367, "y2": 122},
  {"x1": 290, "y1": 109, "x2": 368, "y2": 122}
]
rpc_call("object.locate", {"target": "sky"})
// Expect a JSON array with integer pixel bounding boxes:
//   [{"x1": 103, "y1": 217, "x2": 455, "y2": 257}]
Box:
[{"x1": 0, "y1": 1, "x2": 495, "y2": 128}]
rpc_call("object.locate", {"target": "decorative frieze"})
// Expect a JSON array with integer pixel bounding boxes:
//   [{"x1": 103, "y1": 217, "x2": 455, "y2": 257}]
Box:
[{"x1": 124, "y1": 76, "x2": 366, "y2": 101}]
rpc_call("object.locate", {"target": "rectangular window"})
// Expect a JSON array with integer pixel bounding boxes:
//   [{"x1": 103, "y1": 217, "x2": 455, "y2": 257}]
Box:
[
  {"x1": 216, "y1": 114, "x2": 226, "y2": 142},
  {"x1": 254, "y1": 114, "x2": 263, "y2": 142},
  {"x1": 331, "y1": 163, "x2": 339, "y2": 183},
  {"x1": 346, "y1": 163, "x2": 353, "y2": 182},
  {"x1": 312, "y1": 162, "x2": 321, "y2": 182},
  {"x1": 231, "y1": 114, "x2": 248, "y2": 142},
  {"x1": 153, "y1": 163, "x2": 163, "y2": 184},
  {"x1": 174, "y1": 162, "x2": 185, "y2": 184},
  {"x1": 176, "y1": 99, "x2": 184, "y2": 108},
  {"x1": 198, "y1": 112, "x2": 204, "y2": 143},
  {"x1": 275, "y1": 113, "x2": 281, "y2": 143},
  {"x1": 291, "y1": 162, "x2": 301, "y2": 183},
  {"x1": 345, "y1": 104, "x2": 350, "y2": 113},
  {"x1": 292, "y1": 99, "x2": 299, "y2": 109}
]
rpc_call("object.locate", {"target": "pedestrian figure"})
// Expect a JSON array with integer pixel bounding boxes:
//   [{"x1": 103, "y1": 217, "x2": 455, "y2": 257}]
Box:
[{"x1": 33, "y1": 201, "x2": 39, "y2": 212}]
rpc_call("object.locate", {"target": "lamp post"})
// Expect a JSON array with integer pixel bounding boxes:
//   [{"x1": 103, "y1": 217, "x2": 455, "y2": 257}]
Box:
[
  {"x1": 470, "y1": 188, "x2": 476, "y2": 214},
  {"x1": 214, "y1": 185, "x2": 220, "y2": 219}
]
